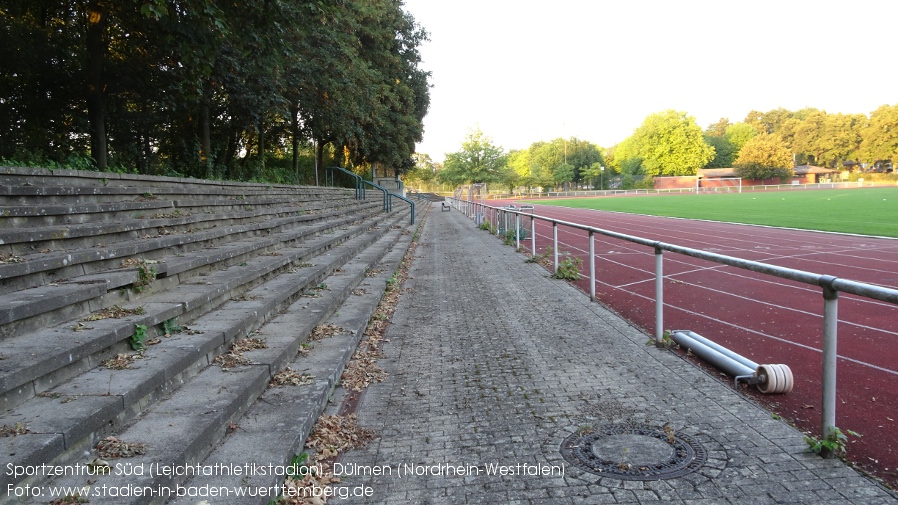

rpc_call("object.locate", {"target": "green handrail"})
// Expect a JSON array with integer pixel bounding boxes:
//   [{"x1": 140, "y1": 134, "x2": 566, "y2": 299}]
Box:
[
  {"x1": 326, "y1": 166, "x2": 413, "y2": 224},
  {"x1": 327, "y1": 166, "x2": 364, "y2": 199}
]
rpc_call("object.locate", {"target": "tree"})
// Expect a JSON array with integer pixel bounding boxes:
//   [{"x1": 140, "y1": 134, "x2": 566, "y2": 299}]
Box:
[
  {"x1": 733, "y1": 134, "x2": 794, "y2": 180},
  {"x1": 703, "y1": 135, "x2": 734, "y2": 168},
  {"x1": 744, "y1": 107, "x2": 793, "y2": 135},
  {"x1": 791, "y1": 111, "x2": 863, "y2": 168},
  {"x1": 553, "y1": 163, "x2": 574, "y2": 188},
  {"x1": 616, "y1": 110, "x2": 714, "y2": 177},
  {"x1": 437, "y1": 128, "x2": 507, "y2": 185},
  {"x1": 0, "y1": 0, "x2": 431, "y2": 182},
  {"x1": 506, "y1": 149, "x2": 534, "y2": 191},
  {"x1": 705, "y1": 118, "x2": 730, "y2": 137},
  {"x1": 402, "y1": 153, "x2": 436, "y2": 189},
  {"x1": 725, "y1": 122, "x2": 757, "y2": 154},
  {"x1": 583, "y1": 162, "x2": 608, "y2": 189},
  {"x1": 565, "y1": 138, "x2": 604, "y2": 185},
  {"x1": 860, "y1": 104, "x2": 898, "y2": 166}
]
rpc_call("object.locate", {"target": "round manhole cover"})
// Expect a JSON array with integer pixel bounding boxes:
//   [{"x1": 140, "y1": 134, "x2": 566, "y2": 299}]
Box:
[{"x1": 560, "y1": 424, "x2": 707, "y2": 480}]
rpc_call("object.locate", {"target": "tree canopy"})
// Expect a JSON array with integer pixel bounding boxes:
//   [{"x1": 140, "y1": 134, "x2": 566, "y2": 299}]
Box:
[
  {"x1": 860, "y1": 104, "x2": 898, "y2": 164},
  {"x1": 733, "y1": 133, "x2": 794, "y2": 180},
  {"x1": 437, "y1": 128, "x2": 508, "y2": 186},
  {"x1": 615, "y1": 110, "x2": 714, "y2": 177},
  {"x1": 0, "y1": 0, "x2": 431, "y2": 182}
]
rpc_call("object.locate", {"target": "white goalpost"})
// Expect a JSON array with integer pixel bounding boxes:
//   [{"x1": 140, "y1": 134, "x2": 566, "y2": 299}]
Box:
[{"x1": 696, "y1": 178, "x2": 742, "y2": 193}]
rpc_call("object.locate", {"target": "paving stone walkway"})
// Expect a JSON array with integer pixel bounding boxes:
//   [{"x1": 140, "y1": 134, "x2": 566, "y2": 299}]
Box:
[{"x1": 335, "y1": 205, "x2": 896, "y2": 504}]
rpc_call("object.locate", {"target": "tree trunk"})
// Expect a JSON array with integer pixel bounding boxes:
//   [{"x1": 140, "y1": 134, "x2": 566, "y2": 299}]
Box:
[
  {"x1": 85, "y1": 2, "x2": 107, "y2": 170},
  {"x1": 315, "y1": 138, "x2": 327, "y2": 186},
  {"x1": 291, "y1": 106, "x2": 300, "y2": 182},
  {"x1": 200, "y1": 98, "x2": 212, "y2": 179},
  {"x1": 258, "y1": 122, "x2": 266, "y2": 175}
]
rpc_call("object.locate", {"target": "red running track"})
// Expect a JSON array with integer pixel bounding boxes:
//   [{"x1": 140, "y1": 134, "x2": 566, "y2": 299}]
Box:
[{"x1": 492, "y1": 201, "x2": 898, "y2": 487}]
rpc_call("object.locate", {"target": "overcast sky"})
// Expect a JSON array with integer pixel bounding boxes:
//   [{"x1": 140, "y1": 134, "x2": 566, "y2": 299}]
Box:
[{"x1": 401, "y1": 0, "x2": 898, "y2": 163}]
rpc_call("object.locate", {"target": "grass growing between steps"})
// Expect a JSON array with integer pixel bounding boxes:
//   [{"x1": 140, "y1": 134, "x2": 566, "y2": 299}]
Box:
[{"x1": 276, "y1": 214, "x2": 426, "y2": 504}]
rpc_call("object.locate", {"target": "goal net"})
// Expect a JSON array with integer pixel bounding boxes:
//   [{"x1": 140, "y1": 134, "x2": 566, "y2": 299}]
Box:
[{"x1": 697, "y1": 178, "x2": 742, "y2": 193}]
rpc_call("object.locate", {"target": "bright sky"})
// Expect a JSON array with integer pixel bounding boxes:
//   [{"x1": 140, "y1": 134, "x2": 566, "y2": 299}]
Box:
[{"x1": 401, "y1": 0, "x2": 898, "y2": 163}]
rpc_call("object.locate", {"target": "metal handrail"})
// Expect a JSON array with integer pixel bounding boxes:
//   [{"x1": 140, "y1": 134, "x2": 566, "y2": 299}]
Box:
[
  {"x1": 360, "y1": 179, "x2": 389, "y2": 211},
  {"x1": 326, "y1": 166, "x2": 414, "y2": 224},
  {"x1": 390, "y1": 192, "x2": 415, "y2": 224},
  {"x1": 458, "y1": 198, "x2": 898, "y2": 451},
  {"x1": 327, "y1": 166, "x2": 364, "y2": 199}
]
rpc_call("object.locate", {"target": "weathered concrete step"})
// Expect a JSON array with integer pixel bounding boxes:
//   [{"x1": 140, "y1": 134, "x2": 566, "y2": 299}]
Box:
[
  {"x1": 170, "y1": 220, "x2": 419, "y2": 504},
  {"x1": 0, "y1": 280, "x2": 107, "y2": 327},
  {"x1": 0, "y1": 196, "x2": 348, "y2": 230},
  {"x1": 7, "y1": 218, "x2": 413, "y2": 501},
  {"x1": 0, "y1": 206, "x2": 383, "y2": 338},
  {"x1": 0, "y1": 201, "x2": 381, "y2": 296},
  {"x1": 0, "y1": 167, "x2": 356, "y2": 195},
  {"x1": 0, "y1": 209, "x2": 404, "y2": 410},
  {"x1": 0, "y1": 195, "x2": 365, "y2": 251}
]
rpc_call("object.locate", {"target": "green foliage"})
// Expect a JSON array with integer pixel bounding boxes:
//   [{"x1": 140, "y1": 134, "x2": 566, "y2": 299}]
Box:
[
  {"x1": 616, "y1": 110, "x2": 715, "y2": 177},
  {"x1": 551, "y1": 253, "x2": 582, "y2": 280},
  {"x1": 438, "y1": 128, "x2": 508, "y2": 185},
  {"x1": 525, "y1": 247, "x2": 553, "y2": 264},
  {"x1": 860, "y1": 104, "x2": 898, "y2": 164},
  {"x1": 503, "y1": 229, "x2": 517, "y2": 246},
  {"x1": 804, "y1": 427, "x2": 861, "y2": 457},
  {"x1": 386, "y1": 272, "x2": 400, "y2": 291},
  {"x1": 619, "y1": 157, "x2": 649, "y2": 189},
  {"x1": 478, "y1": 221, "x2": 494, "y2": 232},
  {"x1": 163, "y1": 318, "x2": 183, "y2": 336},
  {"x1": 133, "y1": 262, "x2": 157, "y2": 293},
  {"x1": 703, "y1": 135, "x2": 735, "y2": 168},
  {"x1": 647, "y1": 330, "x2": 676, "y2": 347},
  {"x1": 130, "y1": 324, "x2": 149, "y2": 352},
  {"x1": 0, "y1": 1, "x2": 430, "y2": 180},
  {"x1": 553, "y1": 163, "x2": 574, "y2": 186},
  {"x1": 733, "y1": 134, "x2": 794, "y2": 180},
  {"x1": 523, "y1": 138, "x2": 604, "y2": 190}
]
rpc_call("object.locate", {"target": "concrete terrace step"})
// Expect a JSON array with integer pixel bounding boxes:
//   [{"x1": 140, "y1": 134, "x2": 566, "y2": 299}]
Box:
[
  {"x1": 0, "y1": 166, "x2": 350, "y2": 196},
  {"x1": 0, "y1": 195, "x2": 352, "y2": 230},
  {"x1": 0, "y1": 208, "x2": 404, "y2": 410},
  {"x1": 0, "y1": 200, "x2": 381, "y2": 293},
  {"x1": 2, "y1": 209, "x2": 419, "y2": 503},
  {"x1": 0, "y1": 203, "x2": 382, "y2": 340},
  {"x1": 0, "y1": 195, "x2": 364, "y2": 255}
]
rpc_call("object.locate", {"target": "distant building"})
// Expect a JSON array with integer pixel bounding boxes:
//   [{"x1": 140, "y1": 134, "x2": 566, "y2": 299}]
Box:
[
  {"x1": 654, "y1": 166, "x2": 840, "y2": 190},
  {"x1": 792, "y1": 165, "x2": 839, "y2": 184}
]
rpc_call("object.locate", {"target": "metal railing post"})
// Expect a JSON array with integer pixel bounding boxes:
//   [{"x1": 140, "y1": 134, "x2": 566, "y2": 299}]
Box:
[
  {"x1": 553, "y1": 222, "x2": 559, "y2": 274},
  {"x1": 531, "y1": 216, "x2": 536, "y2": 256},
  {"x1": 655, "y1": 246, "x2": 664, "y2": 345},
  {"x1": 515, "y1": 213, "x2": 521, "y2": 250},
  {"x1": 589, "y1": 230, "x2": 595, "y2": 301},
  {"x1": 821, "y1": 278, "x2": 839, "y2": 457}
]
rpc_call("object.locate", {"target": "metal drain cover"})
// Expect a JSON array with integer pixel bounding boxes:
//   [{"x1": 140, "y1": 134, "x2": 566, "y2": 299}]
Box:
[{"x1": 561, "y1": 424, "x2": 707, "y2": 480}]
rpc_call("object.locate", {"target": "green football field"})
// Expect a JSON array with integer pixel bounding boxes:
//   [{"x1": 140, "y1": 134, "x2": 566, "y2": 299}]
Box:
[{"x1": 524, "y1": 187, "x2": 898, "y2": 238}]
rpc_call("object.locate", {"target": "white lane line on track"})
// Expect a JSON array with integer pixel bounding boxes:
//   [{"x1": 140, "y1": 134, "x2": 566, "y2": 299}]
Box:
[
  {"x1": 548, "y1": 215, "x2": 898, "y2": 269},
  {"x1": 546, "y1": 224, "x2": 898, "y2": 292},
  {"x1": 568, "y1": 254, "x2": 898, "y2": 338},
  {"x1": 535, "y1": 207, "x2": 898, "y2": 273},
  {"x1": 530, "y1": 229, "x2": 898, "y2": 336},
  {"x1": 593, "y1": 279, "x2": 898, "y2": 377}
]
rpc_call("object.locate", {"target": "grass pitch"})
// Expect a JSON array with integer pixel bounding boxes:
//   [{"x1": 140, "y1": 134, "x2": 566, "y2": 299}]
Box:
[{"x1": 526, "y1": 187, "x2": 898, "y2": 238}]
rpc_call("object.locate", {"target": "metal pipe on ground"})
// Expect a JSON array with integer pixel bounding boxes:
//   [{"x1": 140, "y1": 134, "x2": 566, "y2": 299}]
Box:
[{"x1": 670, "y1": 330, "x2": 793, "y2": 394}]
